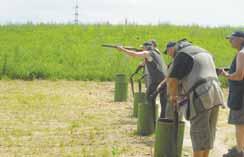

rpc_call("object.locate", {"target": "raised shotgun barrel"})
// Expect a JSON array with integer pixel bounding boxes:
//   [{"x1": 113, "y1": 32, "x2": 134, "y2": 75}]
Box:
[{"x1": 101, "y1": 44, "x2": 143, "y2": 52}]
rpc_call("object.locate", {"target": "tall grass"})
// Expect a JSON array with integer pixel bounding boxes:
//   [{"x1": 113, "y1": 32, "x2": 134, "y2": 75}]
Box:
[{"x1": 0, "y1": 24, "x2": 240, "y2": 81}]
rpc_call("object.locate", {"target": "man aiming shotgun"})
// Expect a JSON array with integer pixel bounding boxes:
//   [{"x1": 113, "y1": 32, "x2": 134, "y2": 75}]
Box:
[{"x1": 103, "y1": 40, "x2": 168, "y2": 123}]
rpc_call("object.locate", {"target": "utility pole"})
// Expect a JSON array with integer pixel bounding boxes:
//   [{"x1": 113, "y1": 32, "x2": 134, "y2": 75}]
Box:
[
  {"x1": 125, "y1": 18, "x2": 128, "y2": 25},
  {"x1": 74, "y1": 0, "x2": 79, "y2": 24}
]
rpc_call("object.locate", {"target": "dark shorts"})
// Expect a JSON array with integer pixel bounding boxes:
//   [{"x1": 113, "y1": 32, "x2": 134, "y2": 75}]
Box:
[
  {"x1": 190, "y1": 106, "x2": 219, "y2": 151},
  {"x1": 228, "y1": 105, "x2": 244, "y2": 125}
]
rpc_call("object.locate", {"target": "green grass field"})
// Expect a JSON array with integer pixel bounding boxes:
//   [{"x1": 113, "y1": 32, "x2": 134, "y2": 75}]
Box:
[{"x1": 0, "y1": 24, "x2": 241, "y2": 81}]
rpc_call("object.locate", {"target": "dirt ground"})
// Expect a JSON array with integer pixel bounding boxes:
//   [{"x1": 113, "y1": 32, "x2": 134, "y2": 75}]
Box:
[{"x1": 0, "y1": 81, "x2": 235, "y2": 157}]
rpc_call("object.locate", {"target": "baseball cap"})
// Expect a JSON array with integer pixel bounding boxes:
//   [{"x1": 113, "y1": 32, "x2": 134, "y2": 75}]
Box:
[
  {"x1": 163, "y1": 41, "x2": 176, "y2": 54},
  {"x1": 226, "y1": 31, "x2": 244, "y2": 39},
  {"x1": 140, "y1": 41, "x2": 154, "y2": 49}
]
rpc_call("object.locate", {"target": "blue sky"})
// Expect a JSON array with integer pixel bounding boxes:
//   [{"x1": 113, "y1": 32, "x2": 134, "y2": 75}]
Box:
[{"x1": 0, "y1": 0, "x2": 243, "y2": 26}]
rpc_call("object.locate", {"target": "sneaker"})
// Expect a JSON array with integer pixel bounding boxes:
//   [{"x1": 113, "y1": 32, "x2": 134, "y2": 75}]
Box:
[
  {"x1": 223, "y1": 148, "x2": 244, "y2": 157},
  {"x1": 228, "y1": 147, "x2": 238, "y2": 153}
]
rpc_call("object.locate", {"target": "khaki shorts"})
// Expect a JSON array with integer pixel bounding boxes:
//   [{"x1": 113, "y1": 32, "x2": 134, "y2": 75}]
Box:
[{"x1": 190, "y1": 106, "x2": 219, "y2": 151}]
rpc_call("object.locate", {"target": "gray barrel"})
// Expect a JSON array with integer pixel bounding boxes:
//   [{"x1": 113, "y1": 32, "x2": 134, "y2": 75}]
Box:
[
  {"x1": 137, "y1": 93, "x2": 155, "y2": 136},
  {"x1": 154, "y1": 118, "x2": 185, "y2": 157},
  {"x1": 114, "y1": 74, "x2": 128, "y2": 102}
]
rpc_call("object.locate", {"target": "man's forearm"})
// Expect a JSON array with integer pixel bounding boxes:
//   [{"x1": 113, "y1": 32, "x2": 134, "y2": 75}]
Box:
[
  {"x1": 226, "y1": 72, "x2": 243, "y2": 80},
  {"x1": 167, "y1": 78, "x2": 179, "y2": 105},
  {"x1": 168, "y1": 79, "x2": 178, "y2": 96},
  {"x1": 117, "y1": 46, "x2": 147, "y2": 58},
  {"x1": 120, "y1": 48, "x2": 139, "y2": 57}
]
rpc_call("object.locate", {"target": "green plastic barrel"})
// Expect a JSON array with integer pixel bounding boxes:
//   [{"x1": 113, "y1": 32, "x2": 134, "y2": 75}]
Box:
[
  {"x1": 133, "y1": 92, "x2": 140, "y2": 117},
  {"x1": 137, "y1": 93, "x2": 155, "y2": 136},
  {"x1": 114, "y1": 74, "x2": 128, "y2": 102},
  {"x1": 154, "y1": 118, "x2": 185, "y2": 157}
]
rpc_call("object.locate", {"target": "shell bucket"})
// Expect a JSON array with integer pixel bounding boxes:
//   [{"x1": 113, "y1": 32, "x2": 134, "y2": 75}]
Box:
[
  {"x1": 154, "y1": 118, "x2": 185, "y2": 157},
  {"x1": 114, "y1": 74, "x2": 128, "y2": 102}
]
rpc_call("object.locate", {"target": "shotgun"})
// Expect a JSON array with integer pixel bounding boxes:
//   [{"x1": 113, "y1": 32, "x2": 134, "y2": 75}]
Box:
[{"x1": 102, "y1": 44, "x2": 143, "y2": 52}]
